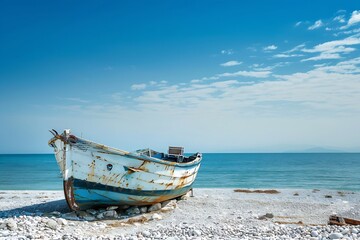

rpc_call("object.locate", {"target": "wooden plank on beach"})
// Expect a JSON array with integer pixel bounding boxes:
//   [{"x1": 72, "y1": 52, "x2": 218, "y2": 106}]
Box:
[
  {"x1": 234, "y1": 189, "x2": 280, "y2": 194},
  {"x1": 329, "y1": 215, "x2": 360, "y2": 225},
  {"x1": 344, "y1": 217, "x2": 360, "y2": 225}
]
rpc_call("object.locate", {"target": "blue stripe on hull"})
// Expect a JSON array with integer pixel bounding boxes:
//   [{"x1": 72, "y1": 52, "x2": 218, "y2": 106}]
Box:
[{"x1": 72, "y1": 178, "x2": 192, "y2": 208}]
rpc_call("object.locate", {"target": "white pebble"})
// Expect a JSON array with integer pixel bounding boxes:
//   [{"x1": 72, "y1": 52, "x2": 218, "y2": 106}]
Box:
[
  {"x1": 311, "y1": 230, "x2": 319, "y2": 237},
  {"x1": 329, "y1": 232, "x2": 343, "y2": 239},
  {"x1": 142, "y1": 230, "x2": 151, "y2": 237}
]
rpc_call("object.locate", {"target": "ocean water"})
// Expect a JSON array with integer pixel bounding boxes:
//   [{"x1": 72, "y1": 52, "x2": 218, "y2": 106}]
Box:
[{"x1": 0, "y1": 153, "x2": 359, "y2": 191}]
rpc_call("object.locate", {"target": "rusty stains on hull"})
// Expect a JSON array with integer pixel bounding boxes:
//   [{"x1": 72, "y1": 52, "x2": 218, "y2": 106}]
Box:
[
  {"x1": 87, "y1": 160, "x2": 96, "y2": 181},
  {"x1": 63, "y1": 179, "x2": 80, "y2": 211}
]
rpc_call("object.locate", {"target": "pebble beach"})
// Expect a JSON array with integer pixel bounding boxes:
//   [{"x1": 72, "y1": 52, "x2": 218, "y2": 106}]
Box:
[{"x1": 0, "y1": 188, "x2": 359, "y2": 239}]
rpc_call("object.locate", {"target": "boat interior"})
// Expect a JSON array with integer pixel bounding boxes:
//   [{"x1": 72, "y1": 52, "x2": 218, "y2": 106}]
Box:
[{"x1": 135, "y1": 147, "x2": 199, "y2": 163}]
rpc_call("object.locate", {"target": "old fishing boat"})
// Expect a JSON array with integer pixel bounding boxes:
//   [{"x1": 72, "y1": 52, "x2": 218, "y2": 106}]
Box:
[{"x1": 48, "y1": 129, "x2": 202, "y2": 210}]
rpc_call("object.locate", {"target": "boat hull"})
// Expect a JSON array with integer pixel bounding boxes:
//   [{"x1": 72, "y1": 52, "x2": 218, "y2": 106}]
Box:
[
  {"x1": 49, "y1": 130, "x2": 201, "y2": 210},
  {"x1": 64, "y1": 177, "x2": 193, "y2": 210}
]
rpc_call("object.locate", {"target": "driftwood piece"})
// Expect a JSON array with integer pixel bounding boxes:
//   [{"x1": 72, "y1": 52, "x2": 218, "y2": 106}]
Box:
[
  {"x1": 329, "y1": 215, "x2": 360, "y2": 225},
  {"x1": 233, "y1": 189, "x2": 280, "y2": 194}
]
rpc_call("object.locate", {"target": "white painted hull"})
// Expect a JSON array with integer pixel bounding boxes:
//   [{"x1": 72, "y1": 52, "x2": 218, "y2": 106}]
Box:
[{"x1": 48, "y1": 130, "x2": 202, "y2": 210}]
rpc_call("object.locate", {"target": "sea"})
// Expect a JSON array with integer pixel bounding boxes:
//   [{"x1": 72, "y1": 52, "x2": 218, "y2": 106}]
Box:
[{"x1": 0, "y1": 153, "x2": 359, "y2": 191}]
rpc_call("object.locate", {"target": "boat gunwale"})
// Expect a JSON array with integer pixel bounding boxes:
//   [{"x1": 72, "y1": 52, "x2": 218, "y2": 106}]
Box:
[{"x1": 69, "y1": 135, "x2": 202, "y2": 167}]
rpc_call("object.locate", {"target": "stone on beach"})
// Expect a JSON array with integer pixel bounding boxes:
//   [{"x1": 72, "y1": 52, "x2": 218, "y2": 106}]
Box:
[
  {"x1": 106, "y1": 206, "x2": 118, "y2": 211},
  {"x1": 85, "y1": 209, "x2": 97, "y2": 215},
  {"x1": 46, "y1": 219, "x2": 58, "y2": 230},
  {"x1": 126, "y1": 206, "x2": 141, "y2": 215},
  {"x1": 258, "y1": 213, "x2": 274, "y2": 220},
  {"x1": 311, "y1": 230, "x2": 319, "y2": 237},
  {"x1": 61, "y1": 212, "x2": 79, "y2": 221},
  {"x1": 56, "y1": 218, "x2": 67, "y2": 226},
  {"x1": 328, "y1": 232, "x2": 343, "y2": 239},
  {"x1": 5, "y1": 219, "x2": 17, "y2": 231},
  {"x1": 140, "y1": 206, "x2": 148, "y2": 213},
  {"x1": 148, "y1": 203, "x2": 162, "y2": 212},
  {"x1": 142, "y1": 230, "x2": 151, "y2": 237},
  {"x1": 82, "y1": 215, "x2": 96, "y2": 221},
  {"x1": 104, "y1": 210, "x2": 118, "y2": 218},
  {"x1": 76, "y1": 211, "x2": 91, "y2": 219},
  {"x1": 96, "y1": 212, "x2": 105, "y2": 219},
  {"x1": 151, "y1": 213, "x2": 163, "y2": 220}
]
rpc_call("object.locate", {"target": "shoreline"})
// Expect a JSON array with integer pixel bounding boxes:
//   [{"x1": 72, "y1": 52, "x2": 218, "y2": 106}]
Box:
[
  {"x1": 1, "y1": 187, "x2": 360, "y2": 192},
  {"x1": 1, "y1": 188, "x2": 359, "y2": 239}
]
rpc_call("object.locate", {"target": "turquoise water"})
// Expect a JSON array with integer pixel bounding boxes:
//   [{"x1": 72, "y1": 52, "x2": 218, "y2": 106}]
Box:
[{"x1": 0, "y1": 153, "x2": 359, "y2": 191}]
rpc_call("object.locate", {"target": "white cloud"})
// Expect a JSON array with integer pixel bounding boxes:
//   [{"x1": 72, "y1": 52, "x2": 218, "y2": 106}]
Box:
[
  {"x1": 308, "y1": 20, "x2": 323, "y2": 30},
  {"x1": 221, "y1": 49, "x2": 234, "y2": 55},
  {"x1": 301, "y1": 36, "x2": 360, "y2": 61},
  {"x1": 210, "y1": 80, "x2": 239, "y2": 88},
  {"x1": 342, "y1": 28, "x2": 360, "y2": 35},
  {"x1": 190, "y1": 79, "x2": 202, "y2": 83},
  {"x1": 131, "y1": 83, "x2": 147, "y2": 90},
  {"x1": 263, "y1": 45, "x2": 278, "y2": 51},
  {"x1": 340, "y1": 10, "x2": 360, "y2": 29},
  {"x1": 274, "y1": 53, "x2": 303, "y2": 58},
  {"x1": 220, "y1": 60, "x2": 242, "y2": 67},
  {"x1": 218, "y1": 70, "x2": 271, "y2": 78},
  {"x1": 286, "y1": 43, "x2": 306, "y2": 53},
  {"x1": 334, "y1": 15, "x2": 346, "y2": 23},
  {"x1": 295, "y1": 21, "x2": 302, "y2": 27},
  {"x1": 301, "y1": 53, "x2": 341, "y2": 62},
  {"x1": 303, "y1": 37, "x2": 360, "y2": 53},
  {"x1": 253, "y1": 66, "x2": 273, "y2": 71},
  {"x1": 348, "y1": 10, "x2": 360, "y2": 27},
  {"x1": 191, "y1": 69, "x2": 271, "y2": 83},
  {"x1": 146, "y1": 80, "x2": 168, "y2": 87}
]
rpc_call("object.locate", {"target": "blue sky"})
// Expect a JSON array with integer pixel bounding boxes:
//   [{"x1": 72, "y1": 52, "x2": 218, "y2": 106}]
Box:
[{"x1": 1, "y1": 1, "x2": 360, "y2": 153}]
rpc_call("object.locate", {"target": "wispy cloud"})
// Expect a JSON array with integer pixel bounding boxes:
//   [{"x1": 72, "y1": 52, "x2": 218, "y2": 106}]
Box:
[
  {"x1": 286, "y1": 43, "x2": 306, "y2": 53},
  {"x1": 190, "y1": 69, "x2": 272, "y2": 83},
  {"x1": 273, "y1": 53, "x2": 303, "y2": 58},
  {"x1": 61, "y1": 97, "x2": 90, "y2": 103},
  {"x1": 148, "y1": 80, "x2": 167, "y2": 87},
  {"x1": 221, "y1": 49, "x2": 234, "y2": 55},
  {"x1": 301, "y1": 36, "x2": 360, "y2": 61},
  {"x1": 131, "y1": 83, "x2": 147, "y2": 90},
  {"x1": 308, "y1": 20, "x2": 323, "y2": 30},
  {"x1": 220, "y1": 60, "x2": 242, "y2": 67},
  {"x1": 334, "y1": 15, "x2": 346, "y2": 23},
  {"x1": 295, "y1": 21, "x2": 302, "y2": 27},
  {"x1": 218, "y1": 70, "x2": 271, "y2": 78},
  {"x1": 263, "y1": 45, "x2": 277, "y2": 51},
  {"x1": 302, "y1": 53, "x2": 342, "y2": 61},
  {"x1": 272, "y1": 43, "x2": 305, "y2": 58}
]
